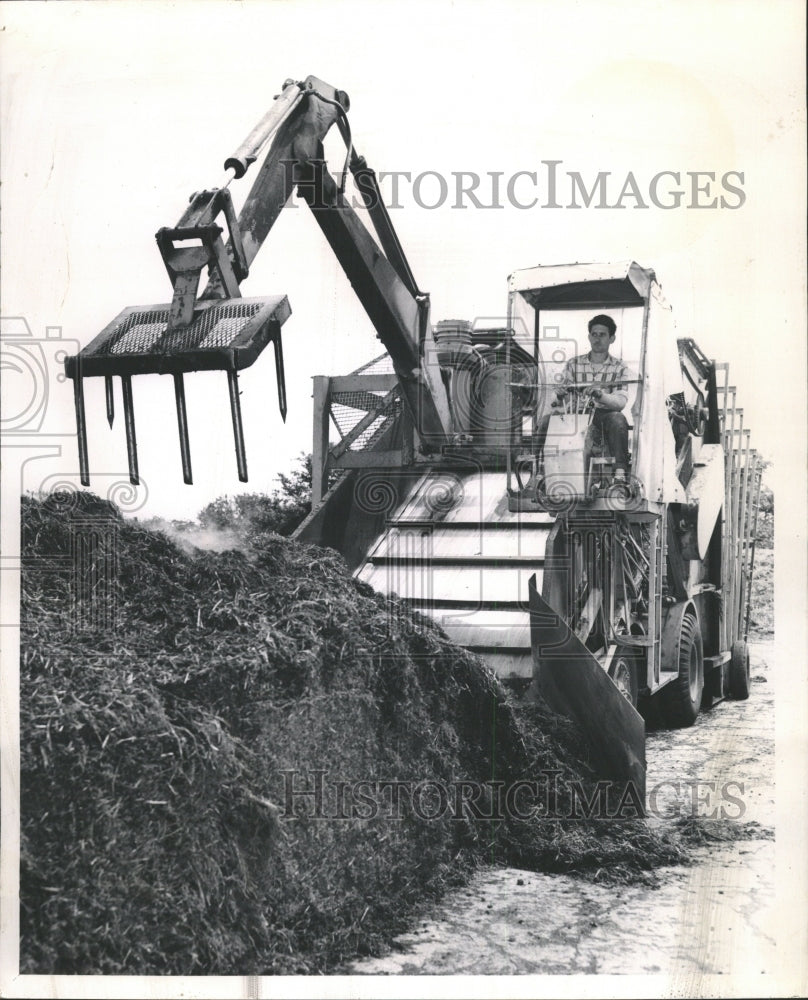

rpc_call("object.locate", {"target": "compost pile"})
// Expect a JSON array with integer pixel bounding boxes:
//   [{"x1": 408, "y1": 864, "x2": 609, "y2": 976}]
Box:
[{"x1": 20, "y1": 491, "x2": 682, "y2": 975}]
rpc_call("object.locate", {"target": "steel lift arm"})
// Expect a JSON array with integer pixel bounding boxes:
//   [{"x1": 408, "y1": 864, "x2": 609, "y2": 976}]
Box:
[{"x1": 65, "y1": 75, "x2": 452, "y2": 486}]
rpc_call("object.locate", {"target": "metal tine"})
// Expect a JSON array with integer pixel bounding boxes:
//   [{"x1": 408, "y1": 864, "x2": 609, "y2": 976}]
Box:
[
  {"x1": 173, "y1": 374, "x2": 193, "y2": 484},
  {"x1": 274, "y1": 331, "x2": 287, "y2": 422},
  {"x1": 105, "y1": 375, "x2": 115, "y2": 428},
  {"x1": 73, "y1": 374, "x2": 90, "y2": 486},
  {"x1": 120, "y1": 375, "x2": 140, "y2": 486},
  {"x1": 227, "y1": 370, "x2": 248, "y2": 482}
]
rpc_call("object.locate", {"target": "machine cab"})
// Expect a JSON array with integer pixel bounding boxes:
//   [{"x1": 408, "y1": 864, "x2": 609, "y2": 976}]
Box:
[{"x1": 504, "y1": 261, "x2": 687, "y2": 512}]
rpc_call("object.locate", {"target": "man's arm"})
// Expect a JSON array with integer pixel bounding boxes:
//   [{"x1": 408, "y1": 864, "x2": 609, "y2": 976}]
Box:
[
  {"x1": 588, "y1": 385, "x2": 627, "y2": 411},
  {"x1": 588, "y1": 359, "x2": 632, "y2": 410},
  {"x1": 551, "y1": 358, "x2": 576, "y2": 406}
]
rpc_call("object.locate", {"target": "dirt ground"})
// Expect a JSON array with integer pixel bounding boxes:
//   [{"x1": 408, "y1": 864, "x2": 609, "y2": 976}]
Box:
[{"x1": 351, "y1": 641, "x2": 778, "y2": 984}]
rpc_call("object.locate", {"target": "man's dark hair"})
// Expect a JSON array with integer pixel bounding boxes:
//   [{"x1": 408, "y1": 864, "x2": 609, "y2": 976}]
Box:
[{"x1": 588, "y1": 314, "x2": 616, "y2": 336}]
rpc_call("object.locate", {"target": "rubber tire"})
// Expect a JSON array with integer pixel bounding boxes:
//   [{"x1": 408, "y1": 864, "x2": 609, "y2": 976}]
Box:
[
  {"x1": 662, "y1": 613, "x2": 704, "y2": 728},
  {"x1": 729, "y1": 639, "x2": 751, "y2": 700},
  {"x1": 608, "y1": 654, "x2": 638, "y2": 708}
]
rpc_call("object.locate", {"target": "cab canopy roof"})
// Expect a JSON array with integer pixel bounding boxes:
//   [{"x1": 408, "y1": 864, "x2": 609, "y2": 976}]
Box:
[{"x1": 509, "y1": 260, "x2": 656, "y2": 308}]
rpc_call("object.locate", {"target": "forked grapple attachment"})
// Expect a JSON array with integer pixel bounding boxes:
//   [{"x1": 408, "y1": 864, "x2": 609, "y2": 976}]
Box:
[
  {"x1": 63, "y1": 79, "x2": 311, "y2": 488},
  {"x1": 64, "y1": 295, "x2": 290, "y2": 486},
  {"x1": 65, "y1": 73, "x2": 452, "y2": 487}
]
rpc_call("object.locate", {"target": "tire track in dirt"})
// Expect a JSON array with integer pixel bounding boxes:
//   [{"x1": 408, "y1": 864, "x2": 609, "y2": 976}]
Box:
[
  {"x1": 653, "y1": 644, "x2": 775, "y2": 994},
  {"x1": 351, "y1": 642, "x2": 776, "y2": 978}
]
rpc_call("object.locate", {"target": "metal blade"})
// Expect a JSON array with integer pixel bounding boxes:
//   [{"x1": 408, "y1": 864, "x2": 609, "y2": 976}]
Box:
[{"x1": 528, "y1": 574, "x2": 646, "y2": 808}]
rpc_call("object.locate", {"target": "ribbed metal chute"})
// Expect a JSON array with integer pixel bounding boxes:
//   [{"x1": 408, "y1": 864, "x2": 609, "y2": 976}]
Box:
[{"x1": 355, "y1": 470, "x2": 555, "y2": 681}]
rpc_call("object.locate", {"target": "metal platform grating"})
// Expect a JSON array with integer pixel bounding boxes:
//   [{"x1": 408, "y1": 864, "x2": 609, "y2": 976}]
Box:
[
  {"x1": 330, "y1": 353, "x2": 401, "y2": 451},
  {"x1": 352, "y1": 353, "x2": 396, "y2": 376},
  {"x1": 106, "y1": 302, "x2": 264, "y2": 356},
  {"x1": 64, "y1": 294, "x2": 290, "y2": 379},
  {"x1": 331, "y1": 392, "x2": 401, "y2": 450}
]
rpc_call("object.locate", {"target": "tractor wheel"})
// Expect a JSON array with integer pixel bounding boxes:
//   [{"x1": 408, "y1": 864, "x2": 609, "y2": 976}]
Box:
[
  {"x1": 608, "y1": 654, "x2": 638, "y2": 708},
  {"x1": 729, "y1": 639, "x2": 751, "y2": 700},
  {"x1": 662, "y1": 613, "x2": 704, "y2": 727}
]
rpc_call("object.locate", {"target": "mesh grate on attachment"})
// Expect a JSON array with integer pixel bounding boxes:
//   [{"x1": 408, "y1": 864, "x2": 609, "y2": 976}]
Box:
[
  {"x1": 110, "y1": 315, "x2": 169, "y2": 354},
  {"x1": 108, "y1": 302, "x2": 263, "y2": 355}
]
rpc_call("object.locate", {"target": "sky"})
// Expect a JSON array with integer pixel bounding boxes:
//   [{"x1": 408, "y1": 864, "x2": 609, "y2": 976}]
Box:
[{"x1": 1, "y1": 0, "x2": 805, "y2": 523}]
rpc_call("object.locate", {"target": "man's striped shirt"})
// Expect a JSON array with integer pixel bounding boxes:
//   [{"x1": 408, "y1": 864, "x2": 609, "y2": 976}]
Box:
[{"x1": 559, "y1": 353, "x2": 634, "y2": 414}]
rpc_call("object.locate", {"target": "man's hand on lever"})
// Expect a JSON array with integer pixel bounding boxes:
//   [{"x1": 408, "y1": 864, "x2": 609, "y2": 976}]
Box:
[
  {"x1": 551, "y1": 385, "x2": 569, "y2": 408},
  {"x1": 585, "y1": 385, "x2": 627, "y2": 411}
]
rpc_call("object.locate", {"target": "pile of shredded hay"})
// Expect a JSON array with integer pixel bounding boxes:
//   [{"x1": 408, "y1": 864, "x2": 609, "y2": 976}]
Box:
[{"x1": 20, "y1": 491, "x2": 683, "y2": 974}]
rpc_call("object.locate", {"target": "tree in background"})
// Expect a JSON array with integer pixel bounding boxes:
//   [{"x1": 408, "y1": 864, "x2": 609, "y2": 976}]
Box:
[
  {"x1": 197, "y1": 453, "x2": 332, "y2": 541},
  {"x1": 756, "y1": 479, "x2": 773, "y2": 550}
]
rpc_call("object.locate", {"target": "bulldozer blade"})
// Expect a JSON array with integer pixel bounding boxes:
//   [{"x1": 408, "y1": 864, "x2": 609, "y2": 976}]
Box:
[{"x1": 528, "y1": 574, "x2": 646, "y2": 809}]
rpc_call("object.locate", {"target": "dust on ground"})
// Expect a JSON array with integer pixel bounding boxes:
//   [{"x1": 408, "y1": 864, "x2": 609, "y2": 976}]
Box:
[{"x1": 351, "y1": 642, "x2": 777, "y2": 980}]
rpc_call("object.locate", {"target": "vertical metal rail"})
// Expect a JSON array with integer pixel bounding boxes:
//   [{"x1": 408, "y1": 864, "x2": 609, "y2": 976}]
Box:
[
  {"x1": 714, "y1": 363, "x2": 730, "y2": 651},
  {"x1": 173, "y1": 373, "x2": 193, "y2": 485},
  {"x1": 505, "y1": 301, "x2": 514, "y2": 494},
  {"x1": 727, "y1": 392, "x2": 739, "y2": 647},
  {"x1": 227, "y1": 370, "x2": 248, "y2": 482},
  {"x1": 105, "y1": 375, "x2": 115, "y2": 428},
  {"x1": 636, "y1": 296, "x2": 651, "y2": 453},
  {"x1": 732, "y1": 420, "x2": 749, "y2": 639},
  {"x1": 311, "y1": 376, "x2": 331, "y2": 505},
  {"x1": 274, "y1": 333, "x2": 288, "y2": 422},
  {"x1": 656, "y1": 514, "x2": 665, "y2": 681},
  {"x1": 120, "y1": 375, "x2": 140, "y2": 486},
  {"x1": 735, "y1": 431, "x2": 752, "y2": 638},
  {"x1": 723, "y1": 383, "x2": 738, "y2": 649},
  {"x1": 728, "y1": 422, "x2": 742, "y2": 648},
  {"x1": 646, "y1": 515, "x2": 663, "y2": 684},
  {"x1": 741, "y1": 448, "x2": 755, "y2": 633},
  {"x1": 399, "y1": 401, "x2": 415, "y2": 466},
  {"x1": 532, "y1": 306, "x2": 540, "y2": 446},
  {"x1": 729, "y1": 412, "x2": 743, "y2": 648},
  {"x1": 743, "y1": 458, "x2": 763, "y2": 638},
  {"x1": 713, "y1": 364, "x2": 760, "y2": 654},
  {"x1": 73, "y1": 373, "x2": 90, "y2": 487},
  {"x1": 606, "y1": 526, "x2": 616, "y2": 642}
]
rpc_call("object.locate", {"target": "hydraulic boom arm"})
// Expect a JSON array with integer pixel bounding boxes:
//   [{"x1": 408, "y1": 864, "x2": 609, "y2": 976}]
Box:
[
  {"x1": 65, "y1": 75, "x2": 452, "y2": 487},
  {"x1": 211, "y1": 76, "x2": 451, "y2": 442}
]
